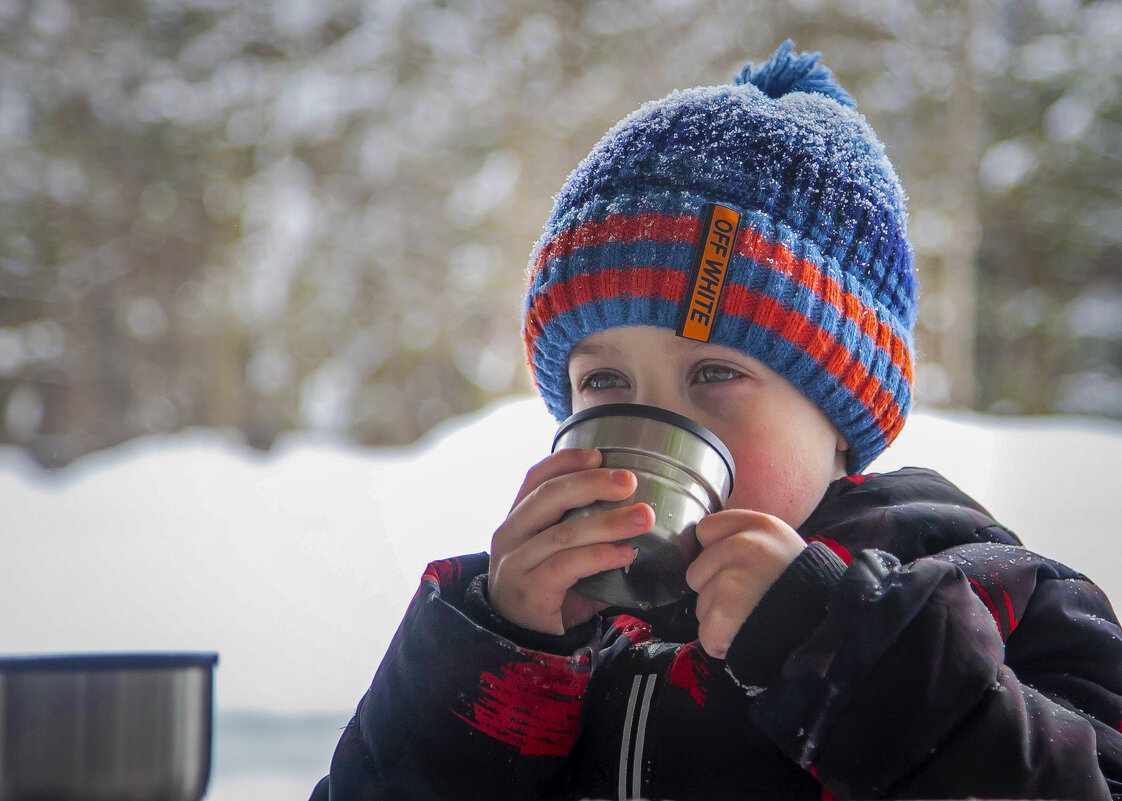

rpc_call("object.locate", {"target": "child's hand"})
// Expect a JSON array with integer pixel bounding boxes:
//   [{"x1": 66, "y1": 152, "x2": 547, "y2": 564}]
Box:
[
  {"x1": 488, "y1": 448, "x2": 654, "y2": 635},
  {"x1": 685, "y1": 510, "x2": 806, "y2": 659}
]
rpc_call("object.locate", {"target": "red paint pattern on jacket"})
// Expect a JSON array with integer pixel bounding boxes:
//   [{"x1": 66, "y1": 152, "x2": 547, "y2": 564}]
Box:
[
  {"x1": 607, "y1": 614, "x2": 653, "y2": 646},
  {"x1": 969, "y1": 574, "x2": 1020, "y2": 641},
  {"x1": 809, "y1": 766, "x2": 840, "y2": 800},
  {"x1": 668, "y1": 642, "x2": 710, "y2": 706},
  {"x1": 422, "y1": 558, "x2": 460, "y2": 589},
  {"x1": 454, "y1": 654, "x2": 590, "y2": 757},
  {"x1": 414, "y1": 558, "x2": 462, "y2": 603},
  {"x1": 845, "y1": 472, "x2": 879, "y2": 485},
  {"x1": 805, "y1": 535, "x2": 853, "y2": 565}
]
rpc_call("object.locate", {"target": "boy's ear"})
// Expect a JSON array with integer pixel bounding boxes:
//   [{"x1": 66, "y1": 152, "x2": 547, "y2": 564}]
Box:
[{"x1": 833, "y1": 432, "x2": 851, "y2": 477}]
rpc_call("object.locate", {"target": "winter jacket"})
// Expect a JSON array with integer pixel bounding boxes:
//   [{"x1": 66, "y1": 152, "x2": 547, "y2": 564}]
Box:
[{"x1": 318, "y1": 468, "x2": 1122, "y2": 800}]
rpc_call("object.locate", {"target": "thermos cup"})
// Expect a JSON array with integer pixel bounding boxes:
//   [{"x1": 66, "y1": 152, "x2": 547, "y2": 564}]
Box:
[{"x1": 552, "y1": 403, "x2": 735, "y2": 609}]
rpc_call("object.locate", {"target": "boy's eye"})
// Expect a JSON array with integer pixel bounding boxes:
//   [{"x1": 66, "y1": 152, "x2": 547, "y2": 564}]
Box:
[
  {"x1": 580, "y1": 370, "x2": 630, "y2": 392},
  {"x1": 694, "y1": 363, "x2": 741, "y2": 384}
]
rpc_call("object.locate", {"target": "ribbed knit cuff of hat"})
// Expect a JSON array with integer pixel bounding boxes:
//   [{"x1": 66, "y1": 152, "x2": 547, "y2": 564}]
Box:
[
  {"x1": 724, "y1": 542, "x2": 848, "y2": 690},
  {"x1": 464, "y1": 573, "x2": 599, "y2": 656}
]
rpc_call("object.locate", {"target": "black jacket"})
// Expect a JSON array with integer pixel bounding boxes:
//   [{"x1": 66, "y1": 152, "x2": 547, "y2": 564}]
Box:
[{"x1": 319, "y1": 468, "x2": 1122, "y2": 799}]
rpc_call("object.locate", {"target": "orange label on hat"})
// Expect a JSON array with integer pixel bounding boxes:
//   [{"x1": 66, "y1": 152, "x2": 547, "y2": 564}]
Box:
[{"x1": 677, "y1": 203, "x2": 740, "y2": 342}]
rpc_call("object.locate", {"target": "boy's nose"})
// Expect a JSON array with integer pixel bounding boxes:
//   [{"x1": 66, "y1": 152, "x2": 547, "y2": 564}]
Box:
[{"x1": 632, "y1": 391, "x2": 696, "y2": 424}]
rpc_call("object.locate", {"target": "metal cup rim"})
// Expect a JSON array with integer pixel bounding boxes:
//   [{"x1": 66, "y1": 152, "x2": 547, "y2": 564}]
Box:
[{"x1": 553, "y1": 403, "x2": 735, "y2": 492}]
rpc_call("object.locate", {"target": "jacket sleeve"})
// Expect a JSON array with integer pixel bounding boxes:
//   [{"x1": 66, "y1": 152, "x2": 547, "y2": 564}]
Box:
[
  {"x1": 735, "y1": 543, "x2": 1122, "y2": 800},
  {"x1": 325, "y1": 554, "x2": 598, "y2": 801}
]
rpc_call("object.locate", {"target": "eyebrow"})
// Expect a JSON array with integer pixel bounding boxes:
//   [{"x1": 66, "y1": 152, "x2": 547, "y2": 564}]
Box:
[
  {"x1": 570, "y1": 337, "x2": 721, "y2": 361},
  {"x1": 569, "y1": 341, "x2": 619, "y2": 359}
]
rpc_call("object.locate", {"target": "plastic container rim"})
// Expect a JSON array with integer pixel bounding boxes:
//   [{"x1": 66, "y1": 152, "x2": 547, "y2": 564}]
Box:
[{"x1": 0, "y1": 652, "x2": 219, "y2": 674}]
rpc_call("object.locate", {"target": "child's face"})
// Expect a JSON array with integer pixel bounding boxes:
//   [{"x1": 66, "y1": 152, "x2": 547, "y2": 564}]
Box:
[{"x1": 567, "y1": 326, "x2": 849, "y2": 529}]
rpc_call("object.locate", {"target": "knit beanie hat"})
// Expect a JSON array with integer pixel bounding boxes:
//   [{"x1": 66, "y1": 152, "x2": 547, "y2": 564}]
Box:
[{"x1": 522, "y1": 41, "x2": 917, "y2": 472}]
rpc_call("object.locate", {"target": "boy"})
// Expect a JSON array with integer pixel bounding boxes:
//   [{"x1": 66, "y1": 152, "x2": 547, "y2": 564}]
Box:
[{"x1": 317, "y1": 42, "x2": 1122, "y2": 800}]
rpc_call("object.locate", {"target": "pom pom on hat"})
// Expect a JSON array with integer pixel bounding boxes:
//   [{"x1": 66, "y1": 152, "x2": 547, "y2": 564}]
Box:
[
  {"x1": 734, "y1": 39, "x2": 856, "y2": 108},
  {"x1": 523, "y1": 41, "x2": 917, "y2": 472}
]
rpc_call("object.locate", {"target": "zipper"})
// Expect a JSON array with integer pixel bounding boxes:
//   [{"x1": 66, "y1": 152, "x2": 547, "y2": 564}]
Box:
[{"x1": 618, "y1": 674, "x2": 657, "y2": 801}]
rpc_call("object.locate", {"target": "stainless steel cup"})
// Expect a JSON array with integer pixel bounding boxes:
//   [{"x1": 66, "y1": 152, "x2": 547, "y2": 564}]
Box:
[
  {"x1": 0, "y1": 652, "x2": 218, "y2": 801},
  {"x1": 552, "y1": 403, "x2": 735, "y2": 609}
]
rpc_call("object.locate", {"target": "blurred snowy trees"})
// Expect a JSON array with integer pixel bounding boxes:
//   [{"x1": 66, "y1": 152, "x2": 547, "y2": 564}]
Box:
[
  {"x1": 973, "y1": 1, "x2": 1122, "y2": 417},
  {"x1": 0, "y1": 0, "x2": 1119, "y2": 467}
]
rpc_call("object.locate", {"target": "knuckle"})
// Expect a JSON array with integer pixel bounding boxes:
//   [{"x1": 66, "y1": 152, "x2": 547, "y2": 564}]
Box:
[
  {"x1": 711, "y1": 573, "x2": 738, "y2": 602},
  {"x1": 550, "y1": 520, "x2": 578, "y2": 548},
  {"x1": 729, "y1": 528, "x2": 785, "y2": 562},
  {"x1": 728, "y1": 533, "x2": 766, "y2": 560},
  {"x1": 524, "y1": 481, "x2": 549, "y2": 506},
  {"x1": 547, "y1": 550, "x2": 581, "y2": 584}
]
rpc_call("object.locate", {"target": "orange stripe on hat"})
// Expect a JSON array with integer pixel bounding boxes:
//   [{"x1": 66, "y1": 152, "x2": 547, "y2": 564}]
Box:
[
  {"x1": 719, "y1": 284, "x2": 904, "y2": 441},
  {"x1": 738, "y1": 227, "x2": 914, "y2": 384},
  {"x1": 523, "y1": 267, "x2": 689, "y2": 362},
  {"x1": 529, "y1": 213, "x2": 701, "y2": 280}
]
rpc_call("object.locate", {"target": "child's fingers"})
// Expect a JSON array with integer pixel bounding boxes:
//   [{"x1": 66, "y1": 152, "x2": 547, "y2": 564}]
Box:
[
  {"x1": 494, "y1": 466, "x2": 639, "y2": 555},
  {"x1": 687, "y1": 513, "x2": 803, "y2": 591},
  {"x1": 694, "y1": 577, "x2": 755, "y2": 659},
  {"x1": 528, "y1": 540, "x2": 638, "y2": 613},
  {"x1": 686, "y1": 532, "x2": 763, "y2": 595},
  {"x1": 687, "y1": 517, "x2": 806, "y2": 659},
  {"x1": 509, "y1": 448, "x2": 601, "y2": 510},
  {"x1": 694, "y1": 508, "x2": 775, "y2": 548},
  {"x1": 488, "y1": 460, "x2": 650, "y2": 632},
  {"x1": 489, "y1": 502, "x2": 652, "y2": 632},
  {"x1": 510, "y1": 502, "x2": 653, "y2": 574},
  {"x1": 692, "y1": 566, "x2": 754, "y2": 625}
]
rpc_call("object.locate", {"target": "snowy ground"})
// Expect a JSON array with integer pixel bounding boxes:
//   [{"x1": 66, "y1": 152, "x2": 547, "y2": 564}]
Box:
[{"x1": 2, "y1": 395, "x2": 1120, "y2": 798}]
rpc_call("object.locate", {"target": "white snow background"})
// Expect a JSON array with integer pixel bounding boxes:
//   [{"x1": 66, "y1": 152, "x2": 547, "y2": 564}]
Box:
[{"x1": 2, "y1": 395, "x2": 1120, "y2": 798}]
